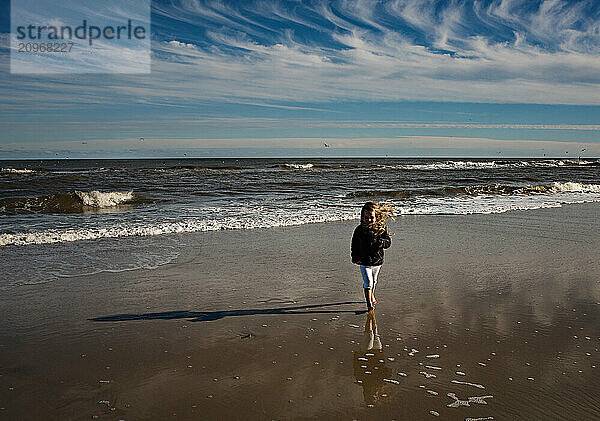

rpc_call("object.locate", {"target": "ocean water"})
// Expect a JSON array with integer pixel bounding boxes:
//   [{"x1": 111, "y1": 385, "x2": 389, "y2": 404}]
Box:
[{"x1": 1, "y1": 157, "x2": 599, "y2": 286}]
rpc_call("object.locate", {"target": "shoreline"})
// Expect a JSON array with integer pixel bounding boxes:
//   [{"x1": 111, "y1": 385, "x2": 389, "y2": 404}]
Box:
[
  {"x1": 1, "y1": 202, "x2": 599, "y2": 419},
  {"x1": 2, "y1": 192, "x2": 600, "y2": 248}
]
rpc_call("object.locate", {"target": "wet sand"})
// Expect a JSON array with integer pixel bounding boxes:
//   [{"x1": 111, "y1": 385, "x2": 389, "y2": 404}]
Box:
[{"x1": 1, "y1": 202, "x2": 600, "y2": 420}]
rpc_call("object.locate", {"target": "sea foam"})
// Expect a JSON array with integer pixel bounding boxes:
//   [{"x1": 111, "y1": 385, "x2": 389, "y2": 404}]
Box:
[
  {"x1": 0, "y1": 208, "x2": 358, "y2": 246},
  {"x1": 281, "y1": 163, "x2": 314, "y2": 169},
  {"x1": 1, "y1": 167, "x2": 36, "y2": 174},
  {"x1": 2, "y1": 181, "x2": 599, "y2": 246},
  {"x1": 379, "y1": 159, "x2": 599, "y2": 171}
]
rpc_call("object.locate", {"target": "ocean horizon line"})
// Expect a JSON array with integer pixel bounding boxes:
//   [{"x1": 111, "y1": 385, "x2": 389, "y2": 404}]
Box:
[{"x1": 1, "y1": 155, "x2": 598, "y2": 161}]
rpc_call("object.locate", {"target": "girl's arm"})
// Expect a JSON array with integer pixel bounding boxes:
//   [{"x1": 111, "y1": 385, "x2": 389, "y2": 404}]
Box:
[
  {"x1": 379, "y1": 228, "x2": 391, "y2": 249},
  {"x1": 351, "y1": 228, "x2": 361, "y2": 264}
]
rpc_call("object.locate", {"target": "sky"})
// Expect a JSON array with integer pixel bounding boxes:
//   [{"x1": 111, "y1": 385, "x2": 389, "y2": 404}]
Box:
[{"x1": 1, "y1": 0, "x2": 600, "y2": 159}]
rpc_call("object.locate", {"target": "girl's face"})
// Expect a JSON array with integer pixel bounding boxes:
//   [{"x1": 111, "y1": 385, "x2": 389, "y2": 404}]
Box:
[{"x1": 361, "y1": 209, "x2": 376, "y2": 226}]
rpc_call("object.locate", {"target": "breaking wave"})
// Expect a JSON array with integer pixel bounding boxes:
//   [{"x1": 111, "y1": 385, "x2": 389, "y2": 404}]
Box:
[
  {"x1": 0, "y1": 190, "x2": 137, "y2": 214},
  {"x1": 165, "y1": 164, "x2": 244, "y2": 171},
  {"x1": 378, "y1": 159, "x2": 600, "y2": 171},
  {"x1": 1, "y1": 167, "x2": 37, "y2": 174},
  {"x1": 279, "y1": 163, "x2": 315, "y2": 169}
]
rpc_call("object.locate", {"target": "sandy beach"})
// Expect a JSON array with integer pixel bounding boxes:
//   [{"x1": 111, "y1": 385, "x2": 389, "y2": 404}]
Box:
[{"x1": 1, "y1": 202, "x2": 600, "y2": 420}]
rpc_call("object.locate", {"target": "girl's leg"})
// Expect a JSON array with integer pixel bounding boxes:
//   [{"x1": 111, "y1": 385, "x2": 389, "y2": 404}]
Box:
[
  {"x1": 364, "y1": 288, "x2": 373, "y2": 311},
  {"x1": 371, "y1": 266, "x2": 382, "y2": 304},
  {"x1": 360, "y1": 265, "x2": 375, "y2": 310}
]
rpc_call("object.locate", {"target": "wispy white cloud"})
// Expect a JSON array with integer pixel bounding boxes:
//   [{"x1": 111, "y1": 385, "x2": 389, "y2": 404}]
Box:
[
  {"x1": 2, "y1": 0, "x2": 600, "y2": 117},
  {"x1": 142, "y1": 0, "x2": 600, "y2": 104}
]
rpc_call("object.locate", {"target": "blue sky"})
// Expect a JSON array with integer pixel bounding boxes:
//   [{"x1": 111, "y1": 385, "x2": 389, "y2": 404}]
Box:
[{"x1": 1, "y1": 0, "x2": 600, "y2": 158}]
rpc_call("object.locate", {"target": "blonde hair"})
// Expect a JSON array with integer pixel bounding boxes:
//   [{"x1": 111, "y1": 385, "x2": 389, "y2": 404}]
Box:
[{"x1": 361, "y1": 201, "x2": 395, "y2": 234}]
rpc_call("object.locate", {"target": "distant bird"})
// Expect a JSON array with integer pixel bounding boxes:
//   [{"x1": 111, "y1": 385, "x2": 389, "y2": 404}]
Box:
[
  {"x1": 81, "y1": 141, "x2": 87, "y2": 145},
  {"x1": 139, "y1": 137, "x2": 144, "y2": 142},
  {"x1": 323, "y1": 142, "x2": 330, "y2": 148}
]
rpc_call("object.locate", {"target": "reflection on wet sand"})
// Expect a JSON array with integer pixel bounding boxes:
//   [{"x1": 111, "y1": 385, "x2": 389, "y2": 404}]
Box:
[
  {"x1": 353, "y1": 310, "x2": 393, "y2": 407},
  {"x1": 348, "y1": 307, "x2": 499, "y2": 418}
]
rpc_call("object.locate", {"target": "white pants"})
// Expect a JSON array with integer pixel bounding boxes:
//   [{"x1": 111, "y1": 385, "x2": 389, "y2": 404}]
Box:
[{"x1": 360, "y1": 265, "x2": 381, "y2": 290}]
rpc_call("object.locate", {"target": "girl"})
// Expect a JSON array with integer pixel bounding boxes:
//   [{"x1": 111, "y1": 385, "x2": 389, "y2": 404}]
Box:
[{"x1": 351, "y1": 201, "x2": 394, "y2": 311}]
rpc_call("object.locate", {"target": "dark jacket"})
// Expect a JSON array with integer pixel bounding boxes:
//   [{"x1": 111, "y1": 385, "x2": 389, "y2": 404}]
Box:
[{"x1": 351, "y1": 224, "x2": 391, "y2": 266}]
